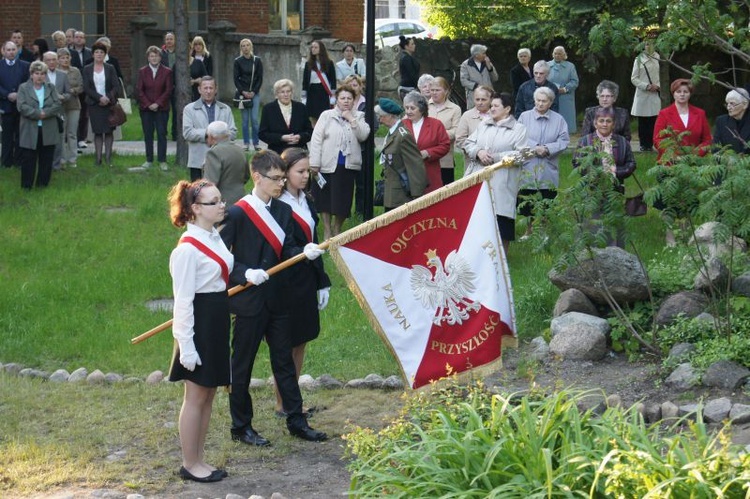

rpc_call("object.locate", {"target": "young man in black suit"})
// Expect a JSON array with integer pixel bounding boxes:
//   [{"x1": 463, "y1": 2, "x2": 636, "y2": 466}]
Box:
[{"x1": 220, "y1": 150, "x2": 328, "y2": 445}]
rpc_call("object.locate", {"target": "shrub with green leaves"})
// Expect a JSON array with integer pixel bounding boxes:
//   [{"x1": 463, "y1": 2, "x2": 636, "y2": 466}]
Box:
[{"x1": 344, "y1": 382, "x2": 749, "y2": 497}]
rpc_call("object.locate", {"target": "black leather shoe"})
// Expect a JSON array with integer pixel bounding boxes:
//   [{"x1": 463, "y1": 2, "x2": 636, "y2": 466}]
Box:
[
  {"x1": 179, "y1": 466, "x2": 224, "y2": 483},
  {"x1": 213, "y1": 468, "x2": 228, "y2": 478},
  {"x1": 231, "y1": 427, "x2": 271, "y2": 447},
  {"x1": 289, "y1": 425, "x2": 328, "y2": 442}
]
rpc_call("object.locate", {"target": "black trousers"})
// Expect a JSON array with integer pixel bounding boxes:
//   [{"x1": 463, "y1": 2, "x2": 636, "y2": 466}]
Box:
[
  {"x1": 1, "y1": 111, "x2": 21, "y2": 167},
  {"x1": 638, "y1": 116, "x2": 657, "y2": 150},
  {"x1": 76, "y1": 94, "x2": 89, "y2": 142},
  {"x1": 21, "y1": 129, "x2": 55, "y2": 189},
  {"x1": 230, "y1": 306, "x2": 306, "y2": 432},
  {"x1": 140, "y1": 109, "x2": 169, "y2": 162}
]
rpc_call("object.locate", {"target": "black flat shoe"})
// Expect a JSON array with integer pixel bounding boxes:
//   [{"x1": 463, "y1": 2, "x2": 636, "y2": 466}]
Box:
[
  {"x1": 289, "y1": 425, "x2": 328, "y2": 442},
  {"x1": 231, "y1": 427, "x2": 271, "y2": 447},
  {"x1": 212, "y1": 468, "x2": 228, "y2": 478},
  {"x1": 178, "y1": 466, "x2": 223, "y2": 483}
]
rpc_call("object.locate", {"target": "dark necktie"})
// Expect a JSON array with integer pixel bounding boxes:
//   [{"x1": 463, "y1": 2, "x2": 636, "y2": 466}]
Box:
[{"x1": 205, "y1": 103, "x2": 215, "y2": 123}]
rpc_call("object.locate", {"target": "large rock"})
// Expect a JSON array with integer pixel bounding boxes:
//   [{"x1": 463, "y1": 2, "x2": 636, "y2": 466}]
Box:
[
  {"x1": 732, "y1": 272, "x2": 750, "y2": 298},
  {"x1": 549, "y1": 312, "x2": 609, "y2": 360},
  {"x1": 528, "y1": 336, "x2": 550, "y2": 361},
  {"x1": 665, "y1": 363, "x2": 699, "y2": 390},
  {"x1": 655, "y1": 291, "x2": 708, "y2": 326},
  {"x1": 552, "y1": 289, "x2": 599, "y2": 317},
  {"x1": 690, "y1": 221, "x2": 747, "y2": 260},
  {"x1": 730, "y1": 404, "x2": 750, "y2": 424},
  {"x1": 703, "y1": 397, "x2": 732, "y2": 423},
  {"x1": 702, "y1": 360, "x2": 750, "y2": 390},
  {"x1": 693, "y1": 257, "x2": 729, "y2": 293},
  {"x1": 548, "y1": 247, "x2": 649, "y2": 305}
]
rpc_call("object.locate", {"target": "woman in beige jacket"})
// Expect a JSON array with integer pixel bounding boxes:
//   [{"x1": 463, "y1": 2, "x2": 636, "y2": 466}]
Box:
[{"x1": 309, "y1": 85, "x2": 370, "y2": 239}]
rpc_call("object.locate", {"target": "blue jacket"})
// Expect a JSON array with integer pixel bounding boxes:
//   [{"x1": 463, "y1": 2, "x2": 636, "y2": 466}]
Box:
[{"x1": 0, "y1": 58, "x2": 30, "y2": 114}]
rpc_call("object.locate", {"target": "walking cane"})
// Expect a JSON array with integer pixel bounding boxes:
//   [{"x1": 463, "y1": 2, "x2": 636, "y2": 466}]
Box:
[{"x1": 130, "y1": 241, "x2": 330, "y2": 344}]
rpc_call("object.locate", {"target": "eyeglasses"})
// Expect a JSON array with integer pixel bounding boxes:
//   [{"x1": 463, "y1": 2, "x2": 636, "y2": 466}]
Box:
[
  {"x1": 259, "y1": 172, "x2": 287, "y2": 184},
  {"x1": 195, "y1": 199, "x2": 226, "y2": 206},
  {"x1": 726, "y1": 102, "x2": 743, "y2": 109}
]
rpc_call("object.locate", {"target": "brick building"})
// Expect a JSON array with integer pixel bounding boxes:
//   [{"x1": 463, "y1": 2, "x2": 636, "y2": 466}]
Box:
[{"x1": 0, "y1": 1, "x2": 364, "y2": 86}]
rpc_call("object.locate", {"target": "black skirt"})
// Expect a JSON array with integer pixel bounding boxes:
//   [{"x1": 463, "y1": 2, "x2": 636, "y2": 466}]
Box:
[
  {"x1": 306, "y1": 84, "x2": 331, "y2": 119},
  {"x1": 169, "y1": 291, "x2": 231, "y2": 387},
  {"x1": 311, "y1": 163, "x2": 357, "y2": 217}
]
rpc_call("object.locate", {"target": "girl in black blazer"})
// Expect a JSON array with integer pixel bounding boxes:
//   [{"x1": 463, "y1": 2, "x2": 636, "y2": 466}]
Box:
[
  {"x1": 301, "y1": 40, "x2": 336, "y2": 124},
  {"x1": 259, "y1": 79, "x2": 314, "y2": 154}
]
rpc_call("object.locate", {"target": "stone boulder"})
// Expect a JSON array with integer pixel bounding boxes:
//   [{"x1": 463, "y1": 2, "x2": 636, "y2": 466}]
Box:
[
  {"x1": 703, "y1": 397, "x2": 732, "y2": 424},
  {"x1": 732, "y1": 272, "x2": 750, "y2": 298},
  {"x1": 693, "y1": 257, "x2": 729, "y2": 293},
  {"x1": 665, "y1": 363, "x2": 700, "y2": 390},
  {"x1": 655, "y1": 291, "x2": 708, "y2": 326},
  {"x1": 690, "y1": 221, "x2": 747, "y2": 260},
  {"x1": 730, "y1": 404, "x2": 750, "y2": 424},
  {"x1": 667, "y1": 343, "x2": 696, "y2": 361},
  {"x1": 528, "y1": 336, "x2": 550, "y2": 361},
  {"x1": 548, "y1": 247, "x2": 649, "y2": 305},
  {"x1": 552, "y1": 289, "x2": 599, "y2": 317},
  {"x1": 549, "y1": 312, "x2": 610, "y2": 360},
  {"x1": 702, "y1": 360, "x2": 750, "y2": 390}
]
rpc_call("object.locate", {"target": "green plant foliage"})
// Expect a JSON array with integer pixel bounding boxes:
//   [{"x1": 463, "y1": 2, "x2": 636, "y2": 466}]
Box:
[
  {"x1": 646, "y1": 247, "x2": 695, "y2": 297},
  {"x1": 344, "y1": 382, "x2": 750, "y2": 497},
  {"x1": 608, "y1": 302, "x2": 654, "y2": 358}
]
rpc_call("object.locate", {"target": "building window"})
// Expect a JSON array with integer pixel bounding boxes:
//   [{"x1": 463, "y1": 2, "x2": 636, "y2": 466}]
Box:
[
  {"x1": 269, "y1": 0, "x2": 303, "y2": 33},
  {"x1": 149, "y1": 0, "x2": 208, "y2": 31},
  {"x1": 40, "y1": 0, "x2": 106, "y2": 41}
]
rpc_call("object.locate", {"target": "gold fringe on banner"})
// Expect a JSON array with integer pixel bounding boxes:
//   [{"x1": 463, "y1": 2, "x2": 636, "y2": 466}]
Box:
[{"x1": 327, "y1": 155, "x2": 525, "y2": 390}]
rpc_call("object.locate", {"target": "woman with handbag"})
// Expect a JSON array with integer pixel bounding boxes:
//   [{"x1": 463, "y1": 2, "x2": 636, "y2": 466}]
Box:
[
  {"x1": 17, "y1": 60, "x2": 63, "y2": 189},
  {"x1": 573, "y1": 107, "x2": 637, "y2": 248},
  {"x1": 233, "y1": 39, "x2": 263, "y2": 151},
  {"x1": 189, "y1": 36, "x2": 213, "y2": 102},
  {"x1": 82, "y1": 41, "x2": 121, "y2": 166},
  {"x1": 302, "y1": 40, "x2": 336, "y2": 126},
  {"x1": 308, "y1": 85, "x2": 370, "y2": 239}
]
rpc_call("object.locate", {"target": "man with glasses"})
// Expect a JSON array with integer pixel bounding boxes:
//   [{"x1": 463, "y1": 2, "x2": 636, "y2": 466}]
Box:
[
  {"x1": 183, "y1": 76, "x2": 236, "y2": 181},
  {"x1": 220, "y1": 150, "x2": 328, "y2": 446},
  {"x1": 202, "y1": 120, "x2": 249, "y2": 205}
]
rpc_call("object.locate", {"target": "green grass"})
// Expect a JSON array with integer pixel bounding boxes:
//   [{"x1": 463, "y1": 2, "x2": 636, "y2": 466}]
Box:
[{"x1": 0, "y1": 144, "x2": 666, "y2": 380}]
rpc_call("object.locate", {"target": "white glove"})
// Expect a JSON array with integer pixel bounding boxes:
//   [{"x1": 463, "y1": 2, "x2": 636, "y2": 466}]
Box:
[
  {"x1": 318, "y1": 287, "x2": 330, "y2": 310},
  {"x1": 329, "y1": 95, "x2": 336, "y2": 106},
  {"x1": 245, "y1": 268, "x2": 269, "y2": 285},
  {"x1": 301, "y1": 91, "x2": 307, "y2": 106},
  {"x1": 177, "y1": 339, "x2": 202, "y2": 372},
  {"x1": 304, "y1": 242, "x2": 325, "y2": 260}
]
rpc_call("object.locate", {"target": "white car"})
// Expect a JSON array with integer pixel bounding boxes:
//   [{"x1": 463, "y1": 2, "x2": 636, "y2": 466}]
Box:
[{"x1": 364, "y1": 18, "x2": 434, "y2": 47}]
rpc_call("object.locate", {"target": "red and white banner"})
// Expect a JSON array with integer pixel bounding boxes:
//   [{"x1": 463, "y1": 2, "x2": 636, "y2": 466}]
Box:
[{"x1": 330, "y1": 177, "x2": 516, "y2": 389}]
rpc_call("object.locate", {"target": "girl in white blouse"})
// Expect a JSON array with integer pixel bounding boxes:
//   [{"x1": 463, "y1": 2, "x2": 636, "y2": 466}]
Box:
[{"x1": 167, "y1": 179, "x2": 233, "y2": 483}]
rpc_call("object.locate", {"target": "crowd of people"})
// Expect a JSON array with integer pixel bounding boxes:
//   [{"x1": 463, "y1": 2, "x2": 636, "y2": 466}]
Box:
[{"x1": 4, "y1": 27, "x2": 750, "y2": 484}]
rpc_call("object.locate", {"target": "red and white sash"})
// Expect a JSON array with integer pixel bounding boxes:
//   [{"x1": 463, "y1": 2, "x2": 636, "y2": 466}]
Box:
[
  {"x1": 180, "y1": 236, "x2": 230, "y2": 287},
  {"x1": 235, "y1": 196, "x2": 285, "y2": 259},
  {"x1": 313, "y1": 63, "x2": 333, "y2": 99},
  {"x1": 280, "y1": 194, "x2": 315, "y2": 243}
]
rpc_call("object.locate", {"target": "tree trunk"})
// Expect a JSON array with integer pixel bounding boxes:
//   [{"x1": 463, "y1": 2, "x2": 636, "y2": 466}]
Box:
[{"x1": 173, "y1": 0, "x2": 190, "y2": 166}]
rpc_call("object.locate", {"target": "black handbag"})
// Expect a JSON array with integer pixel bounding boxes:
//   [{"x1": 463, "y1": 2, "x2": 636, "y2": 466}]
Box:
[
  {"x1": 625, "y1": 174, "x2": 648, "y2": 217},
  {"x1": 374, "y1": 179, "x2": 385, "y2": 206},
  {"x1": 56, "y1": 115, "x2": 65, "y2": 133}
]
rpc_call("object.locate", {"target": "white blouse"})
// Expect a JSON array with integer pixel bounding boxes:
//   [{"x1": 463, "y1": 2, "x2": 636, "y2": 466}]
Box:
[{"x1": 169, "y1": 223, "x2": 234, "y2": 342}]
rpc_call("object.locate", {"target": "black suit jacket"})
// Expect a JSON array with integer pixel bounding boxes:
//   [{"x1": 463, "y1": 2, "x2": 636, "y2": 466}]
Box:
[
  {"x1": 71, "y1": 47, "x2": 93, "y2": 70},
  {"x1": 283, "y1": 197, "x2": 331, "y2": 293},
  {"x1": 509, "y1": 63, "x2": 532, "y2": 96},
  {"x1": 220, "y1": 196, "x2": 303, "y2": 316},
  {"x1": 82, "y1": 63, "x2": 120, "y2": 106},
  {"x1": 0, "y1": 59, "x2": 30, "y2": 114},
  {"x1": 713, "y1": 114, "x2": 750, "y2": 153},
  {"x1": 258, "y1": 100, "x2": 313, "y2": 154}
]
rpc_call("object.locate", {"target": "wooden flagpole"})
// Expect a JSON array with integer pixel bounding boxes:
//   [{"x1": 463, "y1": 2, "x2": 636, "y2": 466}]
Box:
[{"x1": 130, "y1": 241, "x2": 329, "y2": 344}]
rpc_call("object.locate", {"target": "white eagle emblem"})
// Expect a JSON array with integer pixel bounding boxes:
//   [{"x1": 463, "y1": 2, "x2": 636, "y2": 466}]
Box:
[{"x1": 410, "y1": 249, "x2": 480, "y2": 326}]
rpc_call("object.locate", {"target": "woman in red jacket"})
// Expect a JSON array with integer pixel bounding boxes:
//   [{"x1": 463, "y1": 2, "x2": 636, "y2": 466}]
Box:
[
  {"x1": 653, "y1": 79, "x2": 712, "y2": 246},
  {"x1": 402, "y1": 91, "x2": 450, "y2": 194},
  {"x1": 653, "y1": 79, "x2": 712, "y2": 163}
]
